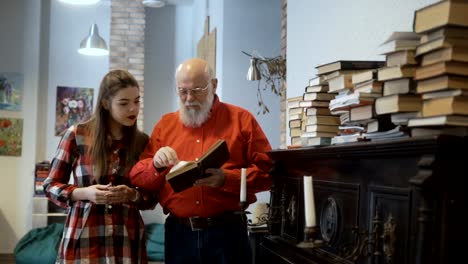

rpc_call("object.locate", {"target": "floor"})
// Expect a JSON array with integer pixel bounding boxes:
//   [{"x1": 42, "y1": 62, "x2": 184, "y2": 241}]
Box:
[{"x1": 0, "y1": 254, "x2": 15, "y2": 264}]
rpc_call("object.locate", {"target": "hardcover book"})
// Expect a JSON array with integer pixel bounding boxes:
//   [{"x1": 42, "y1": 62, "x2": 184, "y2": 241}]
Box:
[
  {"x1": 420, "y1": 26, "x2": 468, "y2": 44},
  {"x1": 408, "y1": 114, "x2": 468, "y2": 127},
  {"x1": 166, "y1": 139, "x2": 230, "y2": 193},
  {"x1": 414, "y1": 61, "x2": 468, "y2": 80},
  {"x1": 315, "y1": 60, "x2": 385, "y2": 76},
  {"x1": 375, "y1": 94, "x2": 422, "y2": 115},
  {"x1": 413, "y1": 0, "x2": 468, "y2": 34},
  {"x1": 416, "y1": 75, "x2": 468, "y2": 93}
]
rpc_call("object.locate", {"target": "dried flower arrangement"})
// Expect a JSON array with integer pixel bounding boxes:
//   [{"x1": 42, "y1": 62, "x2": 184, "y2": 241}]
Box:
[{"x1": 243, "y1": 51, "x2": 286, "y2": 115}]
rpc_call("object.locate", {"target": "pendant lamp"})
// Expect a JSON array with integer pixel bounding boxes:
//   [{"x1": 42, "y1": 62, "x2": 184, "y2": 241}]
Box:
[
  {"x1": 142, "y1": 0, "x2": 166, "y2": 8},
  {"x1": 246, "y1": 58, "x2": 261, "y2": 81},
  {"x1": 78, "y1": 24, "x2": 109, "y2": 56}
]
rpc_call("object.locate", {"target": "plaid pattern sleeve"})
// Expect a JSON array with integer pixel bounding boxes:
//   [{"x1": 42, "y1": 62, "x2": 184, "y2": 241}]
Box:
[{"x1": 43, "y1": 126, "x2": 79, "y2": 208}]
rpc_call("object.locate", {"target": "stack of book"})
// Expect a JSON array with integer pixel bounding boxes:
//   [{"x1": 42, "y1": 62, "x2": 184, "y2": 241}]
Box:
[
  {"x1": 313, "y1": 60, "x2": 391, "y2": 144},
  {"x1": 287, "y1": 81, "x2": 338, "y2": 148},
  {"x1": 35, "y1": 161, "x2": 50, "y2": 196},
  {"x1": 287, "y1": 95, "x2": 304, "y2": 142},
  {"x1": 375, "y1": 31, "x2": 422, "y2": 126},
  {"x1": 407, "y1": 0, "x2": 468, "y2": 137}
]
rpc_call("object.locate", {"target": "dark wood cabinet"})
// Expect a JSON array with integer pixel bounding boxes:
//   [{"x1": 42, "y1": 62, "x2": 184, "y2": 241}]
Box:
[{"x1": 261, "y1": 136, "x2": 466, "y2": 264}]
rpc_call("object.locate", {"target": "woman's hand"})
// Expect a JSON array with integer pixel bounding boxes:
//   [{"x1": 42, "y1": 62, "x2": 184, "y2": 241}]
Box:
[
  {"x1": 108, "y1": 185, "x2": 138, "y2": 203},
  {"x1": 71, "y1": 184, "x2": 111, "y2": 204}
]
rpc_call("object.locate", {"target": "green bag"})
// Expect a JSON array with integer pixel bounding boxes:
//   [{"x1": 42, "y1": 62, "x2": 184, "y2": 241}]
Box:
[{"x1": 14, "y1": 223, "x2": 64, "y2": 264}]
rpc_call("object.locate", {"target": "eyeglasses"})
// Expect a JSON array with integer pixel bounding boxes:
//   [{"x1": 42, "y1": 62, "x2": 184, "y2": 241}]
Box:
[{"x1": 177, "y1": 82, "x2": 210, "y2": 96}]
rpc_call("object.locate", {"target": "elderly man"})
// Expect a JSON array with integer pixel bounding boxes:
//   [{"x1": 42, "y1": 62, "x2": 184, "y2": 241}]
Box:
[{"x1": 130, "y1": 58, "x2": 272, "y2": 264}]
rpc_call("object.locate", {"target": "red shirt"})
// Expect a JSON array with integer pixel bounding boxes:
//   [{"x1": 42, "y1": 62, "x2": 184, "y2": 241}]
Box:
[{"x1": 130, "y1": 96, "x2": 272, "y2": 217}]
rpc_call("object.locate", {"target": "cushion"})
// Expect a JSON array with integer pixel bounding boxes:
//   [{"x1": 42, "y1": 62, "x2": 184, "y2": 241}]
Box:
[
  {"x1": 145, "y1": 223, "x2": 165, "y2": 261},
  {"x1": 14, "y1": 223, "x2": 64, "y2": 264},
  {"x1": 14, "y1": 222, "x2": 165, "y2": 262}
]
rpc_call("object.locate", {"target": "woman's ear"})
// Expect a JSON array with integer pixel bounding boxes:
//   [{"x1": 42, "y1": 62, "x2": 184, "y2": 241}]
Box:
[{"x1": 102, "y1": 100, "x2": 110, "y2": 110}]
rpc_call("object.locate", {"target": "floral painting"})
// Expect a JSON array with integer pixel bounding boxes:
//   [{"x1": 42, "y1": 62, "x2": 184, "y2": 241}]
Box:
[
  {"x1": 55, "y1": 86, "x2": 94, "y2": 136},
  {"x1": 0, "y1": 72, "x2": 23, "y2": 111},
  {"x1": 0, "y1": 118, "x2": 23, "y2": 156}
]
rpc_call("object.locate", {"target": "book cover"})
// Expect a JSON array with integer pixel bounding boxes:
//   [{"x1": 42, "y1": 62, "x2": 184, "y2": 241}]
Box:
[
  {"x1": 413, "y1": 0, "x2": 468, "y2": 34},
  {"x1": 386, "y1": 50, "x2": 418, "y2": 67},
  {"x1": 352, "y1": 70, "x2": 378, "y2": 85},
  {"x1": 315, "y1": 60, "x2": 385, "y2": 75},
  {"x1": 408, "y1": 114, "x2": 468, "y2": 127},
  {"x1": 375, "y1": 94, "x2": 422, "y2": 115},
  {"x1": 420, "y1": 26, "x2": 468, "y2": 44},
  {"x1": 416, "y1": 75, "x2": 468, "y2": 93},
  {"x1": 415, "y1": 36, "x2": 468, "y2": 56},
  {"x1": 422, "y1": 96, "x2": 468, "y2": 117},
  {"x1": 414, "y1": 61, "x2": 468, "y2": 80},
  {"x1": 383, "y1": 78, "x2": 415, "y2": 96},
  {"x1": 377, "y1": 65, "x2": 417, "y2": 81},
  {"x1": 421, "y1": 46, "x2": 468, "y2": 66},
  {"x1": 165, "y1": 139, "x2": 230, "y2": 193}
]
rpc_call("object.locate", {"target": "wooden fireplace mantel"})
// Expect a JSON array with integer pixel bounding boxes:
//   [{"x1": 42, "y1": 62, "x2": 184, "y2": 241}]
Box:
[{"x1": 261, "y1": 135, "x2": 466, "y2": 264}]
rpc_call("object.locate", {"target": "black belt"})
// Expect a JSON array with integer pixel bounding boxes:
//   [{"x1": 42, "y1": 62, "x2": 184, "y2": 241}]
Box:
[{"x1": 168, "y1": 212, "x2": 246, "y2": 231}]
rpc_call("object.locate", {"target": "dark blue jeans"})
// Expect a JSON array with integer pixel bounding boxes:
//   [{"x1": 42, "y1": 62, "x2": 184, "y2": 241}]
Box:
[{"x1": 165, "y1": 215, "x2": 252, "y2": 264}]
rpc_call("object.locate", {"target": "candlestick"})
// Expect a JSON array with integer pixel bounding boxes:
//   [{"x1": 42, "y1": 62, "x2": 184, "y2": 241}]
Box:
[
  {"x1": 303, "y1": 176, "x2": 316, "y2": 227},
  {"x1": 240, "y1": 168, "x2": 247, "y2": 202}
]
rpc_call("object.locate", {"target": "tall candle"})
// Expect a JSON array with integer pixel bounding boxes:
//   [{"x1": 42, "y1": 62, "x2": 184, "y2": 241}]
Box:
[
  {"x1": 240, "y1": 168, "x2": 247, "y2": 202},
  {"x1": 303, "y1": 176, "x2": 316, "y2": 227}
]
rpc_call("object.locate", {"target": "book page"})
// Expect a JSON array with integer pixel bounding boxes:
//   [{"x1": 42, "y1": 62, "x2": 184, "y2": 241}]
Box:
[{"x1": 169, "y1": 160, "x2": 191, "y2": 174}]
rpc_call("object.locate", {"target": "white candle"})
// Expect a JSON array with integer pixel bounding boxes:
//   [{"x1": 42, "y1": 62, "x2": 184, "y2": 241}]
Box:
[
  {"x1": 240, "y1": 168, "x2": 247, "y2": 202},
  {"x1": 303, "y1": 176, "x2": 316, "y2": 227}
]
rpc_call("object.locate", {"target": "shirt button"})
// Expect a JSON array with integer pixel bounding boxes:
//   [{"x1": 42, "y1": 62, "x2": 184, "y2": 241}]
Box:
[
  {"x1": 196, "y1": 139, "x2": 200, "y2": 143},
  {"x1": 196, "y1": 201, "x2": 200, "y2": 205},
  {"x1": 108, "y1": 205, "x2": 112, "y2": 209}
]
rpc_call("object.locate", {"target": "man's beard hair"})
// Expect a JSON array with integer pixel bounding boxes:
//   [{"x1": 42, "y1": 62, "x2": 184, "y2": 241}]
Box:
[{"x1": 179, "y1": 89, "x2": 214, "y2": 128}]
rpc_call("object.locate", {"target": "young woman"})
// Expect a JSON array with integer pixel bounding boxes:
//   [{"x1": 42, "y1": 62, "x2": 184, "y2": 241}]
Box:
[{"x1": 44, "y1": 69, "x2": 155, "y2": 263}]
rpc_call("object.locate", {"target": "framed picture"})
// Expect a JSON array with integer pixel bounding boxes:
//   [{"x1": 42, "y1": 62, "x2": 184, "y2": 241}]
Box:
[
  {"x1": 0, "y1": 118, "x2": 23, "y2": 156},
  {"x1": 0, "y1": 72, "x2": 23, "y2": 111},
  {"x1": 55, "y1": 86, "x2": 94, "y2": 136}
]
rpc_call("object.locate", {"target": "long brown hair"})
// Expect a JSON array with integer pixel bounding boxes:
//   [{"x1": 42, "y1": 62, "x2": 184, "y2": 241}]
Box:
[{"x1": 85, "y1": 69, "x2": 143, "y2": 183}]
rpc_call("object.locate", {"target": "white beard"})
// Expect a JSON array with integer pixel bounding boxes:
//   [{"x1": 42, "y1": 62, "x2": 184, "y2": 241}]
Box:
[{"x1": 179, "y1": 90, "x2": 214, "y2": 128}]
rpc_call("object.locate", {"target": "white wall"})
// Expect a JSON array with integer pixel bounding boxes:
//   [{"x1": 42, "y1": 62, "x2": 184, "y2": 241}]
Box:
[
  {"x1": 45, "y1": 0, "x2": 110, "y2": 159},
  {"x1": 222, "y1": 0, "x2": 281, "y2": 149},
  {"x1": 0, "y1": 0, "x2": 27, "y2": 254},
  {"x1": 287, "y1": 0, "x2": 439, "y2": 99}
]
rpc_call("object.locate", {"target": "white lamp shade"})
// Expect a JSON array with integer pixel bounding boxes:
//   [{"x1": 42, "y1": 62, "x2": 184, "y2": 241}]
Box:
[
  {"x1": 59, "y1": 0, "x2": 101, "y2": 5},
  {"x1": 78, "y1": 24, "x2": 109, "y2": 56},
  {"x1": 142, "y1": 0, "x2": 166, "y2": 8},
  {"x1": 247, "y1": 58, "x2": 261, "y2": 81}
]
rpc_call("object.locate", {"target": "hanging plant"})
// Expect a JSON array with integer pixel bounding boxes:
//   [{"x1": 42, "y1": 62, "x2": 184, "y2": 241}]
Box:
[{"x1": 243, "y1": 51, "x2": 286, "y2": 115}]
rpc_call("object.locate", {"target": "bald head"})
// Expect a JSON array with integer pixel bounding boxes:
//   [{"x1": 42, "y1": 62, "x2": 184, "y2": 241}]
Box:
[{"x1": 175, "y1": 58, "x2": 213, "y2": 84}]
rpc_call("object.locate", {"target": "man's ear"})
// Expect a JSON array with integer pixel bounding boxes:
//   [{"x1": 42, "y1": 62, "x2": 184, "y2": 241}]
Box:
[{"x1": 211, "y1": 78, "x2": 218, "y2": 91}]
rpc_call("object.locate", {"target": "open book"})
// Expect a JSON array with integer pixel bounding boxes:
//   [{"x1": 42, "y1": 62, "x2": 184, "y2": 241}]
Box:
[{"x1": 166, "y1": 139, "x2": 230, "y2": 193}]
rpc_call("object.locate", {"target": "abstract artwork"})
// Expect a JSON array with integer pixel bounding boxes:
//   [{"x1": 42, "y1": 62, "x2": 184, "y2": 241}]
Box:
[
  {"x1": 0, "y1": 118, "x2": 23, "y2": 156},
  {"x1": 55, "y1": 86, "x2": 94, "y2": 136},
  {"x1": 0, "y1": 72, "x2": 23, "y2": 111}
]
